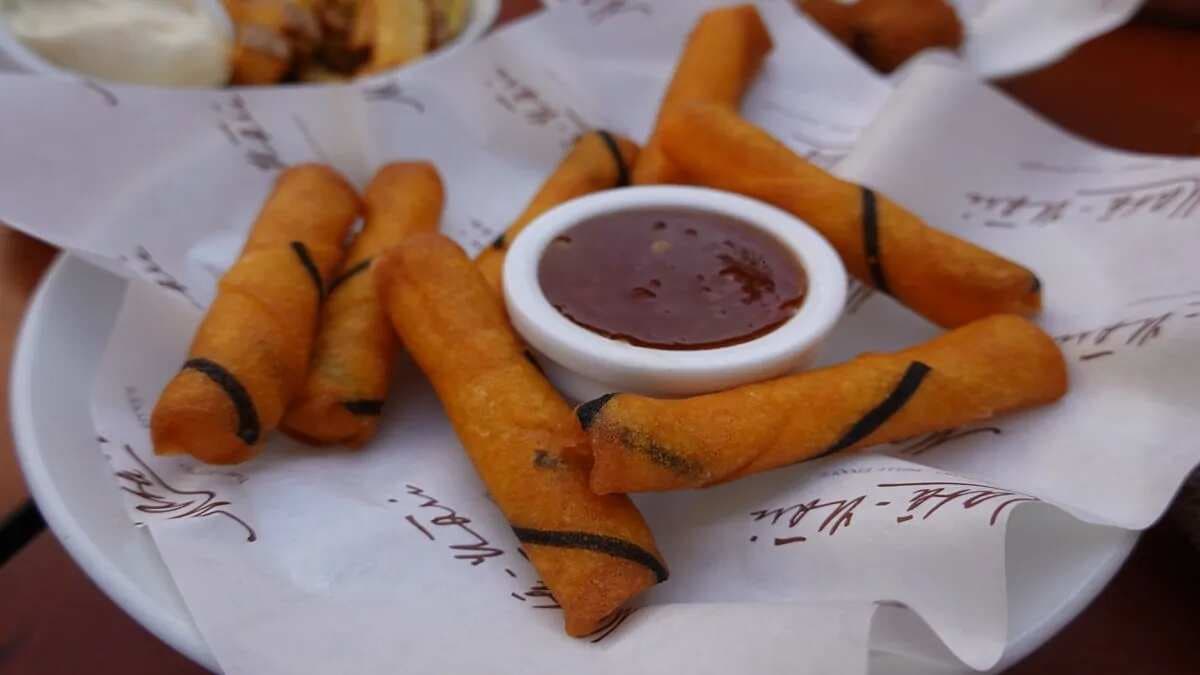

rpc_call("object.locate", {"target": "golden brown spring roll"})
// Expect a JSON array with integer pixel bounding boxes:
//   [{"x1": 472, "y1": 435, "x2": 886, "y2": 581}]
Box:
[
  {"x1": 798, "y1": 0, "x2": 857, "y2": 46},
  {"x1": 632, "y1": 4, "x2": 773, "y2": 185},
  {"x1": 281, "y1": 162, "x2": 444, "y2": 447},
  {"x1": 476, "y1": 130, "x2": 638, "y2": 292},
  {"x1": 377, "y1": 233, "x2": 667, "y2": 636},
  {"x1": 802, "y1": 0, "x2": 964, "y2": 73},
  {"x1": 151, "y1": 164, "x2": 361, "y2": 464},
  {"x1": 660, "y1": 104, "x2": 1042, "y2": 328},
  {"x1": 582, "y1": 314, "x2": 1067, "y2": 493}
]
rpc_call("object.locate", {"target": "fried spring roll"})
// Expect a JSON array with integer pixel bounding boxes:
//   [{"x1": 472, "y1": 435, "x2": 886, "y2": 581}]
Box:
[
  {"x1": 281, "y1": 163, "x2": 444, "y2": 446},
  {"x1": 632, "y1": 4, "x2": 772, "y2": 185},
  {"x1": 660, "y1": 104, "x2": 1042, "y2": 327},
  {"x1": 151, "y1": 165, "x2": 361, "y2": 464},
  {"x1": 798, "y1": 0, "x2": 857, "y2": 46},
  {"x1": 802, "y1": 0, "x2": 963, "y2": 73},
  {"x1": 582, "y1": 315, "x2": 1067, "y2": 493},
  {"x1": 476, "y1": 130, "x2": 638, "y2": 292},
  {"x1": 377, "y1": 233, "x2": 667, "y2": 636}
]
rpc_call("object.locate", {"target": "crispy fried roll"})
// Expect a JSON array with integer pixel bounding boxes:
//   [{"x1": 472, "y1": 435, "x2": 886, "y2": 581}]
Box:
[
  {"x1": 476, "y1": 130, "x2": 638, "y2": 292},
  {"x1": 631, "y1": 4, "x2": 772, "y2": 185},
  {"x1": 798, "y1": 0, "x2": 857, "y2": 46},
  {"x1": 151, "y1": 164, "x2": 361, "y2": 464},
  {"x1": 802, "y1": 0, "x2": 963, "y2": 73},
  {"x1": 281, "y1": 162, "x2": 444, "y2": 446},
  {"x1": 377, "y1": 233, "x2": 667, "y2": 636},
  {"x1": 660, "y1": 104, "x2": 1041, "y2": 327},
  {"x1": 583, "y1": 314, "x2": 1067, "y2": 493}
]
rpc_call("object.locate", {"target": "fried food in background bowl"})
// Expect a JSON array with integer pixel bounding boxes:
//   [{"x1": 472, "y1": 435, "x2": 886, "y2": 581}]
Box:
[
  {"x1": 0, "y1": 0, "x2": 497, "y2": 87},
  {"x1": 225, "y1": 0, "x2": 493, "y2": 84},
  {"x1": 798, "y1": 0, "x2": 964, "y2": 73}
]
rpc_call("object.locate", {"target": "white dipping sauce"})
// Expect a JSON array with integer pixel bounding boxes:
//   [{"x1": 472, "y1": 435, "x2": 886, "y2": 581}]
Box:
[{"x1": 1, "y1": 0, "x2": 231, "y2": 87}]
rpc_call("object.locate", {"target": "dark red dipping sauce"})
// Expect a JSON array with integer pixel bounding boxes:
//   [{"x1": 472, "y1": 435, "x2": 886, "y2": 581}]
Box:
[{"x1": 538, "y1": 208, "x2": 807, "y2": 350}]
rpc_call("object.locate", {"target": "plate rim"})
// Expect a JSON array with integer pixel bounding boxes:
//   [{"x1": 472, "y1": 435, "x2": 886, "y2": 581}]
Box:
[
  {"x1": 990, "y1": 527, "x2": 1137, "y2": 671},
  {"x1": 10, "y1": 254, "x2": 219, "y2": 672}
]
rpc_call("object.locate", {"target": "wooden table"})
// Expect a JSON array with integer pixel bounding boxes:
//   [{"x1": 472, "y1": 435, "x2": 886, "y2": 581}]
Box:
[{"x1": 3, "y1": 2, "x2": 1199, "y2": 673}]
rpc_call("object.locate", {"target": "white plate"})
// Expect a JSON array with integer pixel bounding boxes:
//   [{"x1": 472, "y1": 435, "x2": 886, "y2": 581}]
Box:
[
  {"x1": 0, "y1": 0, "x2": 500, "y2": 85},
  {"x1": 12, "y1": 255, "x2": 1139, "y2": 673}
]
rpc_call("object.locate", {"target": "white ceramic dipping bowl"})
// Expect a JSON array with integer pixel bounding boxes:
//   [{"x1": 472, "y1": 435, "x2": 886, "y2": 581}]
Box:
[{"x1": 503, "y1": 186, "x2": 847, "y2": 402}]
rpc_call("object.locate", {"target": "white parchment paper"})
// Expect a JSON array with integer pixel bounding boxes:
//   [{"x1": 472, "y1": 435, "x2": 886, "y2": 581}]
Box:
[
  {"x1": 0, "y1": 2, "x2": 1182, "y2": 674},
  {"x1": 836, "y1": 63, "x2": 1200, "y2": 530},
  {"x1": 952, "y1": 0, "x2": 1143, "y2": 77}
]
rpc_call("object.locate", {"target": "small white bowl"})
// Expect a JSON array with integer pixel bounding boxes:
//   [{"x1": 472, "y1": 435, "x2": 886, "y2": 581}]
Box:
[{"x1": 503, "y1": 186, "x2": 847, "y2": 402}]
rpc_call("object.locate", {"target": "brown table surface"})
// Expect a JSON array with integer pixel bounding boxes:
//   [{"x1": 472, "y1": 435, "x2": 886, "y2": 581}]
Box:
[{"x1": 3, "y1": 2, "x2": 1200, "y2": 673}]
